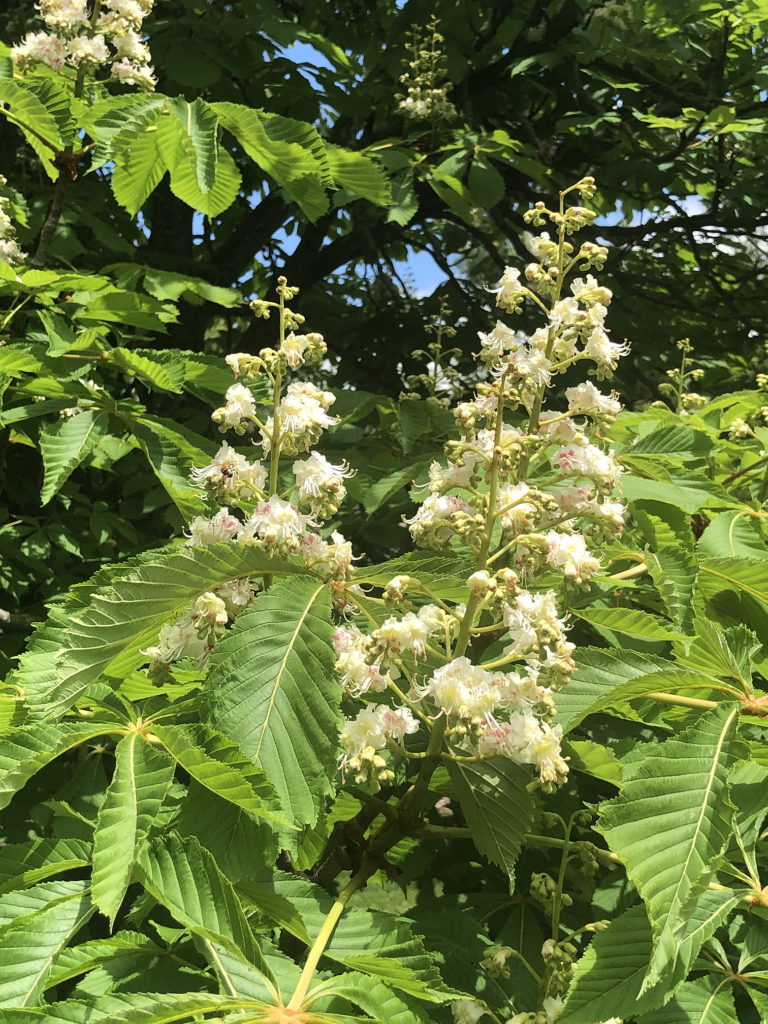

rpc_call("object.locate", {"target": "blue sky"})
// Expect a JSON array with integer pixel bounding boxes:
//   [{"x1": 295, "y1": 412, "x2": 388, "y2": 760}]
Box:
[{"x1": 253, "y1": 41, "x2": 672, "y2": 298}]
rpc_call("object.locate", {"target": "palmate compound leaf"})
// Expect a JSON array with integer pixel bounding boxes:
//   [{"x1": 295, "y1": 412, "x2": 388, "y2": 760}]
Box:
[
  {"x1": 8, "y1": 542, "x2": 313, "y2": 721},
  {"x1": 204, "y1": 576, "x2": 341, "y2": 830},
  {"x1": 0, "y1": 879, "x2": 94, "y2": 1007},
  {"x1": 0, "y1": 991, "x2": 261, "y2": 1024},
  {"x1": 558, "y1": 888, "x2": 743, "y2": 1023},
  {"x1": 596, "y1": 703, "x2": 746, "y2": 993},
  {"x1": 446, "y1": 755, "x2": 535, "y2": 888},
  {"x1": 91, "y1": 732, "x2": 176, "y2": 924},
  {"x1": 311, "y1": 973, "x2": 430, "y2": 1024},
  {"x1": 237, "y1": 869, "x2": 455, "y2": 1003},
  {"x1": 137, "y1": 833, "x2": 278, "y2": 1002}
]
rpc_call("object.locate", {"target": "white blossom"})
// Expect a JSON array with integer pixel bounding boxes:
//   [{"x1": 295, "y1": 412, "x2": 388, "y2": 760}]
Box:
[
  {"x1": 451, "y1": 999, "x2": 487, "y2": 1024},
  {"x1": 190, "y1": 442, "x2": 266, "y2": 495},
  {"x1": 544, "y1": 530, "x2": 600, "y2": 581},
  {"x1": 340, "y1": 704, "x2": 419, "y2": 757},
  {"x1": 238, "y1": 495, "x2": 314, "y2": 551},
  {"x1": 186, "y1": 508, "x2": 241, "y2": 546},
  {"x1": 583, "y1": 327, "x2": 630, "y2": 375},
  {"x1": 142, "y1": 616, "x2": 208, "y2": 667},
  {"x1": 491, "y1": 266, "x2": 526, "y2": 312},
  {"x1": 212, "y1": 383, "x2": 257, "y2": 431},
  {"x1": 551, "y1": 443, "x2": 622, "y2": 486},
  {"x1": 261, "y1": 381, "x2": 337, "y2": 453},
  {"x1": 570, "y1": 274, "x2": 612, "y2": 306},
  {"x1": 477, "y1": 320, "x2": 520, "y2": 364},
  {"x1": 565, "y1": 380, "x2": 621, "y2": 418},
  {"x1": 292, "y1": 452, "x2": 353, "y2": 506},
  {"x1": 11, "y1": 30, "x2": 67, "y2": 68},
  {"x1": 67, "y1": 33, "x2": 110, "y2": 64}
]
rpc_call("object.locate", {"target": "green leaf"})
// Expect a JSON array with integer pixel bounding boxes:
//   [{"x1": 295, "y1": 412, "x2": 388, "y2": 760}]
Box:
[
  {"x1": 137, "y1": 833, "x2": 277, "y2": 1000},
  {"x1": 697, "y1": 557, "x2": 768, "y2": 608},
  {"x1": 37, "y1": 309, "x2": 75, "y2": 356},
  {"x1": 213, "y1": 101, "x2": 318, "y2": 185},
  {"x1": 697, "y1": 511, "x2": 768, "y2": 559},
  {"x1": 110, "y1": 349, "x2": 187, "y2": 393},
  {"x1": 0, "y1": 879, "x2": 94, "y2": 1007},
  {"x1": 238, "y1": 870, "x2": 452, "y2": 1001},
  {"x1": 674, "y1": 618, "x2": 757, "y2": 687},
  {"x1": 0, "y1": 79, "x2": 63, "y2": 180},
  {"x1": 572, "y1": 607, "x2": 683, "y2": 642},
  {"x1": 565, "y1": 739, "x2": 623, "y2": 786},
  {"x1": 317, "y1": 973, "x2": 429, "y2": 1024},
  {"x1": 647, "y1": 547, "x2": 699, "y2": 632},
  {"x1": 0, "y1": 723, "x2": 115, "y2": 811},
  {"x1": 621, "y1": 424, "x2": 713, "y2": 461},
  {"x1": 151, "y1": 723, "x2": 290, "y2": 828},
  {"x1": 559, "y1": 889, "x2": 742, "y2": 1024},
  {"x1": 84, "y1": 94, "x2": 164, "y2": 170},
  {"x1": 91, "y1": 733, "x2": 175, "y2": 924},
  {"x1": 111, "y1": 120, "x2": 165, "y2": 215},
  {"x1": 46, "y1": 931, "x2": 162, "y2": 990},
  {"x1": 467, "y1": 155, "x2": 505, "y2": 208},
  {"x1": 281, "y1": 174, "x2": 329, "y2": 220},
  {"x1": 554, "y1": 648, "x2": 712, "y2": 734},
  {"x1": 0, "y1": 991, "x2": 261, "y2": 1024},
  {"x1": 0, "y1": 838, "x2": 90, "y2": 894},
  {"x1": 39, "y1": 410, "x2": 108, "y2": 505},
  {"x1": 357, "y1": 551, "x2": 475, "y2": 600},
  {"x1": 205, "y1": 577, "x2": 341, "y2": 829},
  {"x1": 258, "y1": 110, "x2": 333, "y2": 184},
  {"x1": 326, "y1": 145, "x2": 391, "y2": 205},
  {"x1": 730, "y1": 760, "x2": 768, "y2": 881},
  {"x1": 125, "y1": 415, "x2": 211, "y2": 521},
  {"x1": 175, "y1": 781, "x2": 277, "y2": 884},
  {"x1": 637, "y1": 975, "x2": 738, "y2": 1024},
  {"x1": 621, "y1": 476, "x2": 733, "y2": 513},
  {"x1": 597, "y1": 704, "x2": 746, "y2": 992},
  {"x1": 167, "y1": 97, "x2": 219, "y2": 193},
  {"x1": 156, "y1": 116, "x2": 241, "y2": 217},
  {"x1": 9, "y1": 542, "x2": 312, "y2": 720},
  {"x1": 447, "y1": 756, "x2": 534, "y2": 887},
  {"x1": 362, "y1": 458, "x2": 433, "y2": 515}
]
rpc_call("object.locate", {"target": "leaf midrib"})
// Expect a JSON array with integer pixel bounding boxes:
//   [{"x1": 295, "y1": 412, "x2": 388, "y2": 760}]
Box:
[{"x1": 253, "y1": 582, "x2": 325, "y2": 760}]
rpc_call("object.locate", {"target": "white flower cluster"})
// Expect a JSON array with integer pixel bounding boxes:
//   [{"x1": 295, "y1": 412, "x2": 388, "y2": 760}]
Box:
[
  {"x1": 142, "y1": 281, "x2": 356, "y2": 675},
  {"x1": 11, "y1": 0, "x2": 156, "y2": 90},
  {"x1": 142, "y1": 579, "x2": 253, "y2": 672},
  {"x1": 336, "y1": 181, "x2": 626, "y2": 792},
  {"x1": 0, "y1": 177, "x2": 26, "y2": 266}
]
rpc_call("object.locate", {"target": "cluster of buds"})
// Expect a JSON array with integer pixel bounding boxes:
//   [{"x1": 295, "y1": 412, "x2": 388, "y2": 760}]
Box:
[
  {"x1": 657, "y1": 338, "x2": 708, "y2": 414},
  {"x1": 530, "y1": 872, "x2": 572, "y2": 914},
  {"x1": 0, "y1": 178, "x2": 26, "y2": 266},
  {"x1": 396, "y1": 15, "x2": 457, "y2": 122},
  {"x1": 11, "y1": 0, "x2": 157, "y2": 90}
]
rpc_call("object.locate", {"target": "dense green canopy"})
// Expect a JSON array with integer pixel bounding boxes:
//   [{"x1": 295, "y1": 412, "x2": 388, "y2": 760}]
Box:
[{"x1": 1, "y1": 0, "x2": 766, "y2": 396}]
